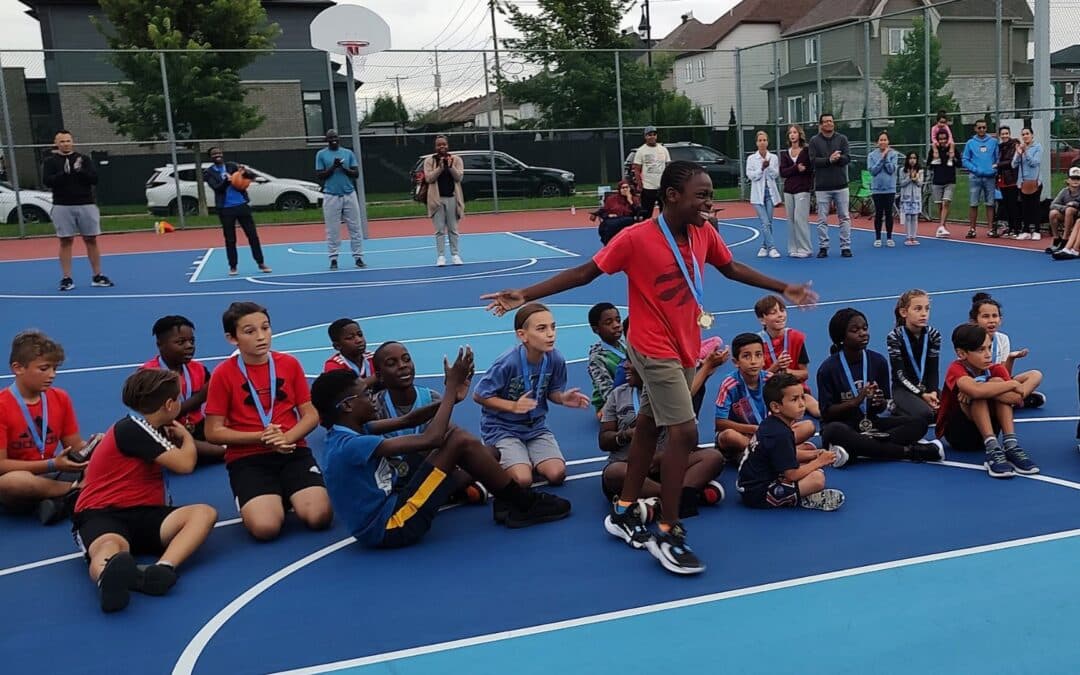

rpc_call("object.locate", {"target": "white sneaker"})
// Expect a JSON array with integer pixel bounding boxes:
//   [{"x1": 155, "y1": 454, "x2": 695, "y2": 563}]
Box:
[
  {"x1": 873, "y1": 239, "x2": 882, "y2": 248},
  {"x1": 886, "y1": 238, "x2": 895, "y2": 248},
  {"x1": 436, "y1": 255, "x2": 446, "y2": 267},
  {"x1": 935, "y1": 226, "x2": 950, "y2": 238},
  {"x1": 756, "y1": 246, "x2": 768, "y2": 257},
  {"x1": 1031, "y1": 232, "x2": 1042, "y2": 241},
  {"x1": 451, "y1": 254, "x2": 463, "y2": 265},
  {"x1": 1016, "y1": 232, "x2": 1032, "y2": 240},
  {"x1": 830, "y1": 444, "x2": 850, "y2": 468},
  {"x1": 768, "y1": 248, "x2": 781, "y2": 258}
]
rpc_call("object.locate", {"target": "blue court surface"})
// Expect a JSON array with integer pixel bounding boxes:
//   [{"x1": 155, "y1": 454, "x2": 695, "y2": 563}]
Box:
[{"x1": 1, "y1": 219, "x2": 1079, "y2": 675}]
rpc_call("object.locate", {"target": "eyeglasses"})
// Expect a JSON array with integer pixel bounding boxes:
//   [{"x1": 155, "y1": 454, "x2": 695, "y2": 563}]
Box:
[{"x1": 335, "y1": 394, "x2": 360, "y2": 409}]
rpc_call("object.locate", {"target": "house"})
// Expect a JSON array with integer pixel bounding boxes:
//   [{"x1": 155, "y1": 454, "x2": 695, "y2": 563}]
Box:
[
  {"x1": 1050, "y1": 45, "x2": 1080, "y2": 107},
  {"x1": 760, "y1": 0, "x2": 1034, "y2": 128},
  {"x1": 426, "y1": 93, "x2": 538, "y2": 130}
]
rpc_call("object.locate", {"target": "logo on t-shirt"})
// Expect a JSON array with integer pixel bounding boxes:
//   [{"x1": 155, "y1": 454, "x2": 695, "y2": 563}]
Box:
[
  {"x1": 656, "y1": 267, "x2": 695, "y2": 307},
  {"x1": 241, "y1": 378, "x2": 289, "y2": 411},
  {"x1": 11, "y1": 416, "x2": 58, "y2": 454}
]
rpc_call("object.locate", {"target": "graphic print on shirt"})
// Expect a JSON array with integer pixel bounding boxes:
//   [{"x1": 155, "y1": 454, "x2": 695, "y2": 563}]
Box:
[
  {"x1": 11, "y1": 415, "x2": 59, "y2": 456},
  {"x1": 241, "y1": 377, "x2": 289, "y2": 412},
  {"x1": 655, "y1": 266, "x2": 695, "y2": 307}
]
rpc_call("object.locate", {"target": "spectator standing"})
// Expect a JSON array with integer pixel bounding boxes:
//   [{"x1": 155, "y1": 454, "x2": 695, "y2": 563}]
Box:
[
  {"x1": 1013, "y1": 126, "x2": 1043, "y2": 241},
  {"x1": 746, "y1": 131, "x2": 781, "y2": 258},
  {"x1": 203, "y1": 147, "x2": 271, "y2": 276},
  {"x1": 961, "y1": 119, "x2": 998, "y2": 239},
  {"x1": 41, "y1": 131, "x2": 113, "y2": 291},
  {"x1": 315, "y1": 130, "x2": 365, "y2": 270},
  {"x1": 423, "y1": 136, "x2": 464, "y2": 266},
  {"x1": 867, "y1": 131, "x2": 900, "y2": 248},
  {"x1": 808, "y1": 113, "x2": 853, "y2": 258},
  {"x1": 994, "y1": 126, "x2": 1020, "y2": 238},
  {"x1": 779, "y1": 124, "x2": 813, "y2": 258},
  {"x1": 928, "y1": 129, "x2": 957, "y2": 238},
  {"x1": 631, "y1": 126, "x2": 671, "y2": 218}
]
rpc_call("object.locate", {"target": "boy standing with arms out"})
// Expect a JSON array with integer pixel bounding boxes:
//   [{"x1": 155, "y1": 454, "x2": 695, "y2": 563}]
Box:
[
  {"x1": 586, "y1": 302, "x2": 627, "y2": 417},
  {"x1": 204, "y1": 302, "x2": 333, "y2": 540},
  {"x1": 483, "y1": 161, "x2": 816, "y2": 575}
]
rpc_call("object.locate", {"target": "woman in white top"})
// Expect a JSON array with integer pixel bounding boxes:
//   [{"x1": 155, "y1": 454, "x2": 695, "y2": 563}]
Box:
[{"x1": 746, "y1": 130, "x2": 782, "y2": 257}]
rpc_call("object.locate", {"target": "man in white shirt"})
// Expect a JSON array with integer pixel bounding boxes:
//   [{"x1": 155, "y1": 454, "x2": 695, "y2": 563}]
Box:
[{"x1": 632, "y1": 125, "x2": 670, "y2": 218}]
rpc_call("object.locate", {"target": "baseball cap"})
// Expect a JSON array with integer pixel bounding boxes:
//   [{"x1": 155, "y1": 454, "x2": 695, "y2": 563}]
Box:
[
  {"x1": 1070, "y1": 167, "x2": 1080, "y2": 179},
  {"x1": 643, "y1": 125, "x2": 658, "y2": 136}
]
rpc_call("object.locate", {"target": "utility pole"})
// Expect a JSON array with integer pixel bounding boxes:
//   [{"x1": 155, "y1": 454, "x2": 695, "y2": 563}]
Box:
[
  {"x1": 489, "y1": 0, "x2": 505, "y2": 129},
  {"x1": 391, "y1": 75, "x2": 409, "y2": 130},
  {"x1": 434, "y1": 49, "x2": 442, "y2": 114},
  {"x1": 638, "y1": 0, "x2": 652, "y2": 68}
]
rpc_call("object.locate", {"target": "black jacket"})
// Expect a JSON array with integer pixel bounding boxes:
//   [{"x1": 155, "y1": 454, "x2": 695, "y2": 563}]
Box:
[
  {"x1": 203, "y1": 162, "x2": 251, "y2": 209},
  {"x1": 41, "y1": 152, "x2": 97, "y2": 205},
  {"x1": 807, "y1": 132, "x2": 851, "y2": 191}
]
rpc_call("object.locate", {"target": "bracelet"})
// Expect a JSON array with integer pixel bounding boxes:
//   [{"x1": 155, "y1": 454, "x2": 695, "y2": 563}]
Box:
[{"x1": 47, "y1": 459, "x2": 56, "y2": 472}]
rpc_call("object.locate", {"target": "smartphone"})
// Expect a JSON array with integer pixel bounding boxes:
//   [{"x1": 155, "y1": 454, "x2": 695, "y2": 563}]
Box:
[{"x1": 67, "y1": 433, "x2": 103, "y2": 463}]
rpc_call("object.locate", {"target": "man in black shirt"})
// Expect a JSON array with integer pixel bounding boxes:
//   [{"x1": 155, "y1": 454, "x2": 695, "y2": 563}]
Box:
[{"x1": 928, "y1": 129, "x2": 957, "y2": 238}]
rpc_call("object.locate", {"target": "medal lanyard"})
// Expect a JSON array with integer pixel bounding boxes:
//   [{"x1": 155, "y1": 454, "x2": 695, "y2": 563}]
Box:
[
  {"x1": 9, "y1": 384, "x2": 50, "y2": 457},
  {"x1": 343, "y1": 354, "x2": 371, "y2": 378},
  {"x1": 631, "y1": 388, "x2": 640, "y2": 414},
  {"x1": 899, "y1": 327, "x2": 928, "y2": 385},
  {"x1": 236, "y1": 355, "x2": 276, "y2": 427},
  {"x1": 735, "y1": 372, "x2": 766, "y2": 424},
  {"x1": 657, "y1": 214, "x2": 704, "y2": 311},
  {"x1": 839, "y1": 351, "x2": 869, "y2": 416},
  {"x1": 604, "y1": 341, "x2": 627, "y2": 361},
  {"x1": 381, "y1": 387, "x2": 426, "y2": 437},
  {"x1": 158, "y1": 357, "x2": 192, "y2": 402},
  {"x1": 518, "y1": 346, "x2": 550, "y2": 413},
  {"x1": 760, "y1": 329, "x2": 788, "y2": 366}
]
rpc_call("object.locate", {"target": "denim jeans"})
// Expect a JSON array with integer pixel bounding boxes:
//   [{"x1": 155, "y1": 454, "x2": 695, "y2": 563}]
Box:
[
  {"x1": 751, "y1": 192, "x2": 776, "y2": 250},
  {"x1": 815, "y1": 188, "x2": 852, "y2": 250}
]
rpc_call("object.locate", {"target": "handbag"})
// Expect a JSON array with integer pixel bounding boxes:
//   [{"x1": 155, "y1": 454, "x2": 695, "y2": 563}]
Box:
[{"x1": 1020, "y1": 179, "x2": 1040, "y2": 195}]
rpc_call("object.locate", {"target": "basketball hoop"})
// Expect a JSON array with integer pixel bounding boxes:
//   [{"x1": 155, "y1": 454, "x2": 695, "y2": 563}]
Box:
[{"x1": 338, "y1": 40, "x2": 370, "y2": 58}]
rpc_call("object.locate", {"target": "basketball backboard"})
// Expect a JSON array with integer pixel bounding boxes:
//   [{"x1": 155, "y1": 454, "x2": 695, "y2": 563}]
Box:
[{"x1": 310, "y1": 4, "x2": 391, "y2": 56}]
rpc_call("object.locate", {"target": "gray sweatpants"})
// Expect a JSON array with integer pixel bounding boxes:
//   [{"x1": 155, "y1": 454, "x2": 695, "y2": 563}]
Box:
[
  {"x1": 432, "y1": 196, "x2": 460, "y2": 256},
  {"x1": 783, "y1": 192, "x2": 812, "y2": 254},
  {"x1": 323, "y1": 192, "x2": 363, "y2": 258}
]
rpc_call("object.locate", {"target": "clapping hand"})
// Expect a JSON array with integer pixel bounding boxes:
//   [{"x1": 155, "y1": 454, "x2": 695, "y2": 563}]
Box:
[
  {"x1": 444, "y1": 346, "x2": 475, "y2": 392},
  {"x1": 511, "y1": 392, "x2": 538, "y2": 414},
  {"x1": 261, "y1": 424, "x2": 296, "y2": 453}
]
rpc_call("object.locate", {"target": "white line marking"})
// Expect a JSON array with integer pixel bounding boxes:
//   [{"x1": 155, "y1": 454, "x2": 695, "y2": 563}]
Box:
[
  {"x1": 241, "y1": 259, "x2": 542, "y2": 287},
  {"x1": 187, "y1": 248, "x2": 213, "y2": 283},
  {"x1": 715, "y1": 220, "x2": 761, "y2": 249},
  {"x1": 285, "y1": 245, "x2": 430, "y2": 256},
  {"x1": 269, "y1": 526, "x2": 1080, "y2": 675},
  {"x1": 503, "y1": 231, "x2": 579, "y2": 256}
]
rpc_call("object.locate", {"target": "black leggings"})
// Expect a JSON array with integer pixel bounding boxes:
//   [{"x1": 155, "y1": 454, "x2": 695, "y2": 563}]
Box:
[
  {"x1": 1020, "y1": 188, "x2": 1042, "y2": 233},
  {"x1": 821, "y1": 414, "x2": 929, "y2": 462},
  {"x1": 999, "y1": 185, "x2": 1021, "y2": 234},
  {"x1": 218, "y1": 206, "x2": 265, "y2": 268},
  {"x1": 891, "y1": 387, "x2": 935, "y2": 428},
  {"x1": 872, "y1": 193, "x2": 895, "y2": 239}
]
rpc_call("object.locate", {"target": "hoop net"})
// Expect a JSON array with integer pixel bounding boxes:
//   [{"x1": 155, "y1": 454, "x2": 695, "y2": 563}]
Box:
[{"x1": 338, "y1": 40, "x2": 370, "y2": 57}]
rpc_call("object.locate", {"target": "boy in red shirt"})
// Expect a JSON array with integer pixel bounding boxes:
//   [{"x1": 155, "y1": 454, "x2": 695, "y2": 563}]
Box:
[
  {"x1": 205, "y1": 302, "x2": 333, "y2": 540},
  {"x1": 482, "y1": 161, "x2": 816, "y2": 575},
  {"x1": 73, "y1": 369, "x2": 217, "y2": 612},
  {"x1": 323, "y1": 318, "x2": 376, "y2": 377},
  {"x1": 754, "y1": 294, "x2": 820, "y2": 417},
  {"x1": 937, "y1": 323, "x2": 1039, "y2": 479},
  {"x1": 142, "y1": 315, "x2": 225, "y2": 462},
  {"x1": 0, "y1": 331, "x2": 92, "y2": 524}
]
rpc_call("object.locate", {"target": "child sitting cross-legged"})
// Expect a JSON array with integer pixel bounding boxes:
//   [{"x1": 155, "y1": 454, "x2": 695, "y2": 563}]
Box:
[
  {"x1": 737, "y1": 373, "x2": 845, "y2": 511},
  {"x1": 311, "y1": 349, "x2": 571, "y2": 546}
]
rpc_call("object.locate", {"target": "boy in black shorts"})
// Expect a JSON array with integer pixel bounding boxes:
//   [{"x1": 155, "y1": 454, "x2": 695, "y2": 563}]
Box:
[{"x1": 73, "y1": 369, "x2": 217, "y2": 612}]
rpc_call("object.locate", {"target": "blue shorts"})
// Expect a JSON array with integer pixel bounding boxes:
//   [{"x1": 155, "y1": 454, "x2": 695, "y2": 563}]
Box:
[
  {"x1": 740, "y1": 479, "x2": 800, "y2": 509},
  {"x1": 969, "y1": 175, "x2": 996, "y2": 206}
]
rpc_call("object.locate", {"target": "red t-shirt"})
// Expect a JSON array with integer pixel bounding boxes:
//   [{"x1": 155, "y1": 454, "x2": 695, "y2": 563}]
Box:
[
  {"x1": 204, "y1": 351, "x2": 311, "y2": 463},
  {"x1": 760, "y1": 328, "x2": 811, "y2": 391},
  {"x1": 75, "y1": 417, "x2": 170, "y2": 512},
  {"x1": 323, "y1": 351, "x2": 375, "y2": 377},
  {"x1": 593, "y1": 219, "x2": 732, "y2": 367},
  {"x1": 0, "y1": 387, "x2": 79, "y2": 461},
  {"x1": 140, "y1": 356, "x2": 210, "y2": 426},
  {"x1": 935, "y1": 361, "x2": 1011, "y2": 437}
]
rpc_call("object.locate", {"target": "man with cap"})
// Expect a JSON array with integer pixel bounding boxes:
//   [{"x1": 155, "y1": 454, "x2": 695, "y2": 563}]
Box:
[
  {"x1": 315, "y1": 129, "x2": 365, "y2": 269},
  {"x1": 631, "y1": 125, "x2": 670, "y2": 218}
]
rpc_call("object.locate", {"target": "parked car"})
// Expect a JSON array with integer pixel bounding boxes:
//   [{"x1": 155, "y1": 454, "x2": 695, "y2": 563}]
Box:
[
  {"x1": 623, "y1": 142, "x2": 740, "y2": 188},
  {"x1": 1050, "y1": 140, "x2": 1080, "y2": 171},
  {"x1": 0, "y1": 182, "x2": 52, "y2": 224},
  {"x1": 146, "y1": 164, "x2": 323, "y2": 215},
  {"x1": 410, "y1": 151, "x2": 575, "y2": 201}
]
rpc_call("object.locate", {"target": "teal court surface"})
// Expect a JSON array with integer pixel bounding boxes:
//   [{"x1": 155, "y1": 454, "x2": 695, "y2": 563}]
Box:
[{"x1": 1, "y1": 218, "x2": 1079, "y2": 674}]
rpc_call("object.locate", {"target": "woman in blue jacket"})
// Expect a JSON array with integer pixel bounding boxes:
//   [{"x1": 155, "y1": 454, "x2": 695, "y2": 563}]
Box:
[
  {"x1": 868, "y1": 131, "x2": 900, "y2": 247},
  {"x1": 1012, "y1": 126, "x2": 1043, "y2": 240}
]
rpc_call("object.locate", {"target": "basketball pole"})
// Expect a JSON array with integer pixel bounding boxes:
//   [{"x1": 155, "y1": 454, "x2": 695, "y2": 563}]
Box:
[{"x1": 345, "y1": 53, "x2": 369, "y2": 238}]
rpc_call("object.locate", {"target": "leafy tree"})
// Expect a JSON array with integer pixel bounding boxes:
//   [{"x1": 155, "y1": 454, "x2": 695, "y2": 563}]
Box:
[
  {"x1": 725, "y1": 106, "x2": 738, "y2": 158},
  {"x1": 877, "y1": 16, "x2": 957, "y2": 148},
  {"x1": 92, "y1": 0, "x2": 279, "y2": 215},
  {"x1": 362, "y1": 94, "x2": 409, "y2": 126}
]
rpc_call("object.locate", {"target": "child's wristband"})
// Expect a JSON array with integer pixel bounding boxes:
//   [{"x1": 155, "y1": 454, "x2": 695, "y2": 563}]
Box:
[{"x1": 47, "y1": 459, "x2": 56, "y2": 472}]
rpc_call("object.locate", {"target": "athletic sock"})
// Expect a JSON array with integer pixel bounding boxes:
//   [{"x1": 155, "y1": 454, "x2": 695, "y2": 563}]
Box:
[
  {"x1": 156, "y1": 560, "x2": 175, "y2": 569},
  {"x1": 984, "y1": 436, "x2": 1000, "y2": 453},
  {"x1": 492, "y1": 480, "x2": 535, "y2": 511},
  {"x1": 614, "y1": 499, "x2": 634, "y2": 515},
  {"x1": 1002, "y1": 434, "x2": 1019, "y2": 452}
]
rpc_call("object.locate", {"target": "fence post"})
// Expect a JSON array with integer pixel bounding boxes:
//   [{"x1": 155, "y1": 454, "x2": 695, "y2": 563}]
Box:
[
  {"x1": 863, "y1": 22, "x2": 871, "y2": 154},
  {"x1": 924, "y1": 7, "x2": 931, "y2": 146},
  {"x1": 159, "y1": 52, "x2": 186, "y2": 230},
  {"x1": 483, "y1": 51, "x2": 499, "y2": 213},
  {"x1": 735, "y1": 48, "x2": 746, "y2": 200},
  {"x1": 1033, "y1": 0, "x2": 1051, "y2": 195},
  {"x1": 772, "y1": 41, "x2": 780, "y2": 150},
  {"x1": 815, "y1": 36, "x2": 823, "y2": 118},
  {"x1": 615, "y1": 50, "x2": 625, "y2": 173},
  {"x1": 0, "y1": 52, "x2": 26, "y2": 237},
  {"x1": 325, "y1": 52, "x2": 339, "y2": 134},
  {"x1": 343, "y1": 52, "x2": 369, "y2": 238},
  {"x1": 995, "y1": 0, "x2": 1002, "y2": 121}
]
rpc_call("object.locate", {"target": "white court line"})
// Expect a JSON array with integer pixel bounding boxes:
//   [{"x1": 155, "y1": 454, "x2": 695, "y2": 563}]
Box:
[
  {"x1": 187, "y1": 248, "x2": 214, "y2": 283},
  {"x1": 241, "y1": 259, "x2": 542, "y2": 287},
  {"x1": 285, "y1": 245, "x2": 430, "y2": 256},
  {"x1": 503, "y1": 231, "x2": 579, "y2": 257},
  {"x1": 270, "y1": 525, "x2": 1080, "y2": 675}
]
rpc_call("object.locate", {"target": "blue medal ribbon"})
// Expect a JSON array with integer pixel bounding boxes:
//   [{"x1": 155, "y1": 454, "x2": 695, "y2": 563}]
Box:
[
  {"x1": 382, "y1": 387, "x2": 432, "y2": 438},
  {"x1": 657, "y1": 214, "x2": 704, "y2": 312},
  {"x1": 839, "y1": 351, "x2": 869, "y2": 416},
  {"x1": 631, "y1": 388, "x2": 640, "y2": 414},
  {"x1": 236, "y1": 355, "x2": 276, "y2": 428},
  {"x1": 157, "y1": 356, "x2": 192, "y2": 402},
  {"x1": 900, "y1": 327, "x2": 928, "y2": 387},
  {"x1": 9, "y1": 384, "x2": 49, "y2": 457},
  {"x1": 760, "y1": 329, "x2": 788, "y2": 367},
  {"x1": 518, "y1": 346, "x2": 550, "y2": 415},
  {"x1": 604, "y1": 341, "x2": 627, "y2": 361},
  {"x1": 735, "y1": 372, "x2": 766, "y2": 424}
]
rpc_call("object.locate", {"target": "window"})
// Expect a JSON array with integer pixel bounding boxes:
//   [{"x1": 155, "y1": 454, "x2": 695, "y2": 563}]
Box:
[
  {"x1": 302, "y1": 91, "x2": 326, "y2": 139},
  {"x1": 1067, "y1": 82, "x2": 1075, "y2": 95},
  {"x1": 684, "y1": 62, "x2": 693, "y2": 83},
  {"x1": 804, "y1": 37, "x2": 819, "y2": 65},
  {"x1": 702, "y1": 105, "x2": 714, "y2": 126},
  {"x1": 697, "y1": 58, "x2": 706, "y2": 80},
  {"x1": 493, "y1": 156, "x2": 519, "y2": 171},
  {"x1": 786, "y1": 96, "x2": 804, "y2": 124},
  {"x1": 888, "y1": 28, "x2": 912, "y2": 55},
  {"x1": 808, "y1": 92, "x2": 820, "y2": 123},
  {"x1": 461, "y1": 155, "x2": 488, "y2": 170},
  {"x1": 669, "y1": 147, "x2": 692, "y2": 162}
]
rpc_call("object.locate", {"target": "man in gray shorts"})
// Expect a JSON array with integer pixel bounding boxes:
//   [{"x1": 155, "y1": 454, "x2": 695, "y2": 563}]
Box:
[{"x1": 41, "y1": 131, "x2": 113, "y2": 291}]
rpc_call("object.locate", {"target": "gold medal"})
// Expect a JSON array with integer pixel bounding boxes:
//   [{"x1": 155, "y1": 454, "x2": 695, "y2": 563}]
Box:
[
  {"x1": 858, "y1": 417, "x2": 873, "y2": 433},
  {"x1": 697, "y1": 309, "x2": 713, "y2": 329}
]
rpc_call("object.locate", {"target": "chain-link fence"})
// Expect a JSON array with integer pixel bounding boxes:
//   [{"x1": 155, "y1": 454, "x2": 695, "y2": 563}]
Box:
[{"x1": 0, "y1": 0, "x2": 1072, "y2": 237}]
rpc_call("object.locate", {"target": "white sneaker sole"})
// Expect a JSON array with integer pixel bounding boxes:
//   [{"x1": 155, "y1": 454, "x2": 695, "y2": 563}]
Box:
[
  {"x1": 799, "y1": 488, "x2": 845, "y2": 511},
  {"x1": 644, "y1": 537, "x2": 705, "y2": 575},
  {"x1": 603, "y1": 515, "x2": 647, "y2": 550},
  {"x1": 985, "y1": 464, "x2": 1016, "y2": 479}
]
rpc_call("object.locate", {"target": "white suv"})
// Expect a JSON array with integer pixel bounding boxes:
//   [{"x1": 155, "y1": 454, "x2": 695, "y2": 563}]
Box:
[
  {"x1": 1, "y1": 182, "x2": 53, "y2": 224},
  {"x1": 145, "y1": 163, "x2": 322, "y2": 215}
]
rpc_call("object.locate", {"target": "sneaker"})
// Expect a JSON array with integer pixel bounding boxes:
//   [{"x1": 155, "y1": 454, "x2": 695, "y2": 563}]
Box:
[
  {"x1": 910, "y1": 439, "x2": 945, "y2": 463},
  {"x1": 603, "y1": 502, "x2": 652, "y2": 550},
  {"x1": 1031, "y1": 232, "x2": 1042, "y2": 241},
  {"x1": 756, "y1": 246, "x2": 768, "y2": 257},
  {"x1": 258, "y1": 264, "x2": 273, "y2": 273},
  {"x1": 1023, "y1": 391, "x2": 1046, "y2": 409},
  {"x1": 966, "y1": 227, "x2": 977, "y2": 239},
  {"x1": 436, "y1": 255, "x2": 446, "y2": 267},
  {"x1": 935, "y1": 226, "x2": 950, "y2": 238},
  {"x1": 228, "y1": 268, "x2": 238, "y2": 276},
  {"x1": 504, "y1": 491, "x2": 571, "y2": 529},
  {"x1": 768, "y1": 248, "x2": 781, "y2": 258},
  {"x1": 451, "y1": 254, "x2": 463, "y2": 265},
  {"x1": 904, "y1": 238, "x2": 917, "y2": 246},
  {"x1": 987, "y1": 226, "x2": 1001, "y2": 238},
  {"x1": 329, "y1": 258, "x2": 338, "y2": 270},
  {"x1": 702, "y1": 480, "x2": 725, "y2": 505},
  {"x1": 886, "y1": 238, "x2": 895, "y2": 248},
  {"x1": 1005, "y1": 447, "x2": 1040, "y2": 475},
  {"x1": 817, "y1": 248, "x2": 828, "y2": 258},
  {"x1": 635, "y1": 497, "x2": 661, "y2": 523},
  {"x1": 985, "y1": 448, "x2": 1015, "y2": 479},
  {"x1": 799, "y1": 488, "x2": 845, "y2": 511},
  {"x1": 644, "y1": 522, "x2": 705, "y2": 575},
  {"x1": 98, "y1": 552, "x2": 137, "y2": 613},
  {"x1": 35, "y1": 488, "x2": 79, "y2": 526},
  {"x1": 58, "y1": 277, "x2": 74, "y2": 292},
  {"x1": 492, "y1": 498, "x2": 511, "y2": 525},
  {"x1": 841, "y1": 248, "x2": 853, "y2": 258},
  {"x1": 1052, "y1": 248, "x2": 1080, "y2": 260},
  {"x1": 830, "y1": 444, "x2": 850, "y2": 468},
  {"x1": 1016, "y1": 232, "x2": 1032, "y2": 240},
  {"x1": 873, "y1": 239, "x2": 882, "y2": 248},
  {"x1": 461, "y1": 481, "x2": 490, "y2": 505},
  {"x1": 133, "y1": 563, "x2": 178, "y2": 596},
  {"x1": 1046, "y1": 239, "x2": 1064, "y2": 254},
  {"x1": 91, "y1": 274, "x2": 114, "y2": 287}
]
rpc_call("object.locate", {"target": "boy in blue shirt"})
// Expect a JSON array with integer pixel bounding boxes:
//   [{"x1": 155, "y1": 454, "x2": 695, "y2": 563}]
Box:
[
  {"x1": 315, "y1": 130, "x2": 365, "y2": 270},
  {"x1": 311, "y1": 349, "x2": 570, "y2": 547},
  {"x1": 474, "y1": 303, "x2": 591, "y2": 487}
]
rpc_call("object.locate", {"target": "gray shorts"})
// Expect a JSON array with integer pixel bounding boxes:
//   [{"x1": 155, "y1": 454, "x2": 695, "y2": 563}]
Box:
[
  {"x1": 495, "y1": 431, "x2": 563, "y2": 470},
  {"x1": 52, "y1": 204, "x2": 101, "y2": 237},
  {"x1": 931, "y1": 183, "x2": 955, "y2": 204},
  {"x1": 627, "y1": 343, "x2": 696, "y2": 427}
]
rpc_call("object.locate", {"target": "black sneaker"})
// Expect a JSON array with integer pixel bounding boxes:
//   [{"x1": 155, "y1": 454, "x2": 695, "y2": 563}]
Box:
[
  {"x1": 492, "y1": 498, "x2": 511, "y2": 524},
  {"x1": 36, "y1": 488, "x2": 79, "y2": 526},
  {"x1": 841, "y1": 248, "x2": 853, "y2": 258},
  {"x1": 644, "y1": 521, "x2": 705, "y2": 575},
  {"x1": 603, "y1": 502, "x2": 652, "y2": 549},
  {"x1": 1023, "y1": 391, "x2": 1046, "y2": 409},
  {"x1": 966, "y1": 227, "x2": 977, "y2": 239},
  {"x1": 1053, "y1": 249, "x2": 1080, "y2": 260},
  {"x1": 59, "y1": 277, "x2": 74, "y2": 292},
  {"x1": 987, "y1": 225, "x2": 1001, "y2": 238},
  {"x1": 504, "y1": 491, "x2": 571, "y2": 528},
  {"x1": 355, "y1": 257, "x2": 367, "y2": 268},
  {"x1": 91, "y1": 274, "x2": 114, "y2": 287},
  {"x1": 329, "y1": 258, "x2": 338, "y2": 270},
  {"x1": 98, "y1": 552, "x2": 137, "y2": 613},
  {"x1": 909, "y1": 439, "x2": 945, "y2": 463},
  {"x1": 1046, "y1": 239, "x2": 1064, "y2": 254},
  {"x1": 133, "y1": 563, "x2": 178, "y2": 595},
  {"x1": 816, "y1": 248, "x2": 828, "y2": 258}
]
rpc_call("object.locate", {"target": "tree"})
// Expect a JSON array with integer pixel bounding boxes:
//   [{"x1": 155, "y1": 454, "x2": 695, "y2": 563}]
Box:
[
  {"x1": 725, "y1": 106, "x2": 738, "y2": 159},
  {"x1": 91, "y1": 0, "x2": 279, "y2": 215},
  {"x1": 877, "y1": 16, "x2": 957, "y2": 148},
  {"x1": 362, "y1": 94, "x2": 409, "y2": 126}
]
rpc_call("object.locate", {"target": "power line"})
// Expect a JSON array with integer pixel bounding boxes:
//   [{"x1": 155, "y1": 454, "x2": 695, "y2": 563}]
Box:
[{"x1": 419, "y1": 0, "x2": 474, "y2": 49}]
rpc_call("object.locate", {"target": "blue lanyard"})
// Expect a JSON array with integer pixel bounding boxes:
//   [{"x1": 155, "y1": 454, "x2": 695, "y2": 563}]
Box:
[
  {"x1": 838, "y1": 351, "x2": 869, "y2": 416},
  {"x1": 9, "y1": 384, "x2": 49, "y2": 457},
  {"x1": 899, "y1": 327, "x2": 928, "y2": 385},
  {"x1": 236, "y1": 355, "x2": 276, "y2": 428},
  {"x1": 990, "y1": 335, "x2": 999, "y2": 364},
  {"x1": 157, "y1": 357, "x2": 192, "y2": 402},
  {"x1": 342, "y1": 353, "x2": 371, "y2": 378},
  {"x1": 760, "y1": 329, "x2": 788, "y2": 366},
  {"x1": 604, "y1": 341, "x2": 627, "y2": 361},
  {"x1": 657, "y1": 214, "x2": 704, "y2": 310},
  {"x1": 736, "y1": 372, "x2": 766, "y2": 424},
  {"x1": 969, "y1": 365, "x2": 992, "y2": 383},
  {"x1": 631, "y1": 388, "x2": 640, "y2": 414},
  {"x1": 518, "y1": 346, "x2": 550, "y2": 410},
  {"x1": 127, "y1": 411, "x2": 173, "y2": 506},
  {"x1": 381, "y1": 387, "x2": 432, "y2": 437}
]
